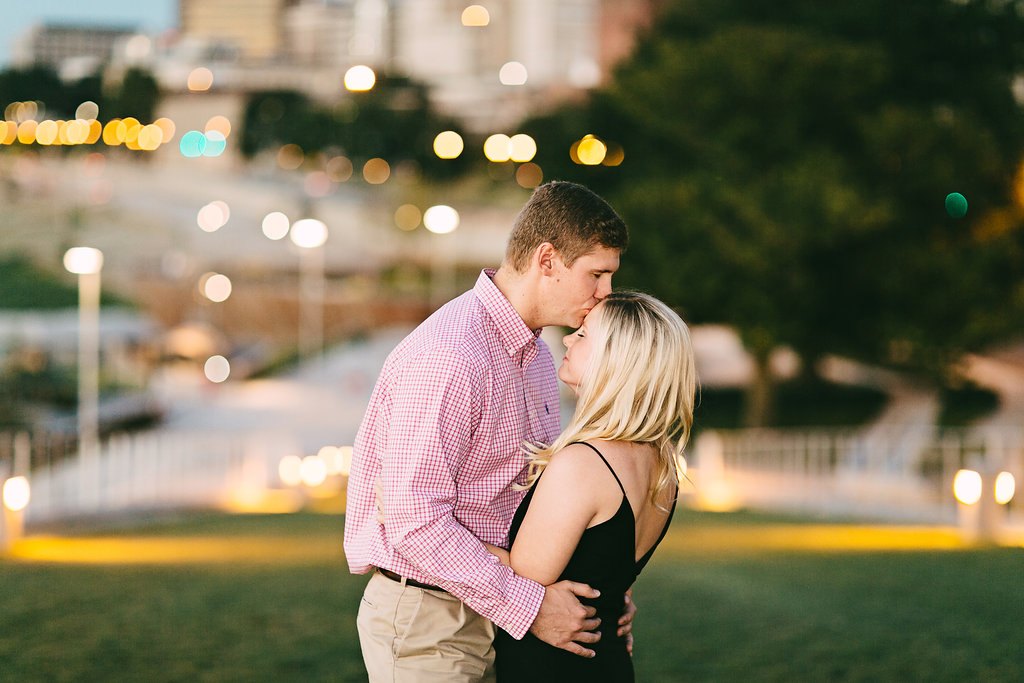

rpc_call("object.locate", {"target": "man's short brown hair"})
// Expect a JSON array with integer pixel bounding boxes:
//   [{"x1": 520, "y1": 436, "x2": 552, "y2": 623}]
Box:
[{"x1": 504, "y1": 181, "x2": 628, "y2": 272}]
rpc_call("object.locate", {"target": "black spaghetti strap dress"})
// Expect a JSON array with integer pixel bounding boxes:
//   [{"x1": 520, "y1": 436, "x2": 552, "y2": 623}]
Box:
[{"x1": 494, "y1": 442, "x2": 677, "y2": 682}]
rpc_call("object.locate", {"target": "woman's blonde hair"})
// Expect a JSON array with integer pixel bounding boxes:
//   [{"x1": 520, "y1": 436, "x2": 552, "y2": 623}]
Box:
[{"x1": 524, "y1": 291, "x2": 697, "y2": 502}]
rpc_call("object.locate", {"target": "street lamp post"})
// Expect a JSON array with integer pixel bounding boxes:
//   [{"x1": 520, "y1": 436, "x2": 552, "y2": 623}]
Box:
[
  {"x1": 423, "y1": 205, "x2": 460, "y2": 310},
  {"x1": 63, "y1": 247, "x2": 103, "y2": 507},
  {"x1": 290, "y1": 219, "x2": 328, "y2": 364}
]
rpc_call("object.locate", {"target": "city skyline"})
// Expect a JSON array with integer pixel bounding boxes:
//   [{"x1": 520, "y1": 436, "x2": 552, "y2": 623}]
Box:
[{"x1": 0, "y1": 0, "x2": 177, "y2": 68}]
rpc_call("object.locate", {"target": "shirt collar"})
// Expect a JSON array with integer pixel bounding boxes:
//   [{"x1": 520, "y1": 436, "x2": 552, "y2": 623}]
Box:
[{"x1": 474, "y1": 269, "x2": 542, "y2": 362}]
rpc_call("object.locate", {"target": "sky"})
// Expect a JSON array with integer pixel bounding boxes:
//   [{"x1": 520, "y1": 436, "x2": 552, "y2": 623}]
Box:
[{"x1": 0, "y1": 0, "x2": 178, "y2": 68}]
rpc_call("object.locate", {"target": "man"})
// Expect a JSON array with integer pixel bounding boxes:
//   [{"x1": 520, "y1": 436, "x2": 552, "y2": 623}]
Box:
[{"x1": 344, "y1": 181, "x2": 630, "y2": 681}]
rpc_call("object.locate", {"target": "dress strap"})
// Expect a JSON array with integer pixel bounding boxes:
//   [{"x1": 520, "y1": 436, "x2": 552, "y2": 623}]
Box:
[{"x1": 571, "y1": 441, "x2": 627, "y2": 497}]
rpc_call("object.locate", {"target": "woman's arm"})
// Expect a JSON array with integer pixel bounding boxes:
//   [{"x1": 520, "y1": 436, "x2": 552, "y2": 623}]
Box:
[
  {"x1": 482, "y1": 542, "x2": 511, "y2": 566},
  {"x1": 507, "y1": 444, "x2": 614, "y2": 586}
]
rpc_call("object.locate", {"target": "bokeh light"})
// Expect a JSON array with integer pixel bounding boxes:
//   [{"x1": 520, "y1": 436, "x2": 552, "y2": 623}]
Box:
[
  {"x1": 433, "y1": 130, "x2": 464, "y2": 159},
  {"x1": 35, "y1": 120, "x2": 58, "y2": 145},
  {"x1": 392, "y1": 204, "x2": 420, "y2": 231},
  {"x1": 204, "y1": 355, "x2": 231, "y2": 383},
  {"x1": 462, "y1": 5, "x2": 490, "y2": 26},
  {"x1": 179, "y1": 130, "x2": 207, "y2": 157},
  {"x1": 305, "y1": 171, "x2": 333, "y2": 197},
  {"x1": 602, "y1": 142, "x2": 625, "y2": 166},
  {"x1": 205, "y1": 115, "x2": 231, "y2": 138},
  {"x1": 75, "y1": 101, "x2": 99, "y2": 121},
  {"x1": 203, "y1": 130, "x2": 227, "y2": 157},
  {"x1": 262, "y1": 211, "x2": 290, "y2": 240},
  {"x1": 344, "y1": 65, "x2": 376, "y2": 91},
  {"x1": 499, "y1": 61, "x2": 528, "y2": 86},
  {"x1": 516, "y1": 162, "x2": 543, "y2": 188},
  {"x1": 300, "y1": 455, "x2": 328, "y2": 487},
  {"x1": 154, "y1": 117, "x2": 176, "y2": 143},
  {"x1": 278, "y1": 144, "x2": 304, "y2": 170},
  {"x1": 201, "y1": 272, "x2": 232, "y2": 302},
  {"x1": 197, "y1": 200, "x2": 230, "y2": 232},
  {"x1": 137, "y1": 124, "x2": 163, "y2": 151},
  {"x1": 17, "y1": 121, "x2": 37, "y2": 145},
  {"x1": 424, "y1": 205, "x2": 459, "y2": 234},
  {"x1": 953, "y1": 469, "x2": 982, "y2": 505},
  {"x1": 279, "y1": 455, "x2": 303, "y2": 487},
  {"x1": 326, "y1": 155, "x2": 353, "y2": 182},
  {"x1": 995, "y1": 471, "x2": 1016, "y2": 505},
  {"x1": 3, "y1": 476, "x2": 30, "y2": 512},
  {"x1": 363, "y1": 157, "x2": 391, "y2": 184},
  {"x1": 187, "y1": 67, "x2": 214, "y2": 92},
  {"x1": 484, "y1": 133, "x2": 512, "y2": 162},
  {"x1": 509, "y1": 133, "x2": 536, "y2": 162},
  {"x1": 63, "y1": 247, "x2": 104, "y2": 275},
  {"x1": 576, "y1": 135, "x2": 607, "y2": 165},
  {"x1": 290, "y1": 218, "x2": 328, "y2": 248}
]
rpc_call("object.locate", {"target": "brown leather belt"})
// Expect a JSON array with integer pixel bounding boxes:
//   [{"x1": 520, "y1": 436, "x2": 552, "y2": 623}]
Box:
[{"x1": 376, "y1": 567, "x2": 446, "y2": 592}]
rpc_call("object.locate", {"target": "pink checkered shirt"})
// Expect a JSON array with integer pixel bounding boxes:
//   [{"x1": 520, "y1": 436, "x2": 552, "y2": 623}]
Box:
[{"x1": 343, "y1": 269, "x2": 562, "y2": 639}]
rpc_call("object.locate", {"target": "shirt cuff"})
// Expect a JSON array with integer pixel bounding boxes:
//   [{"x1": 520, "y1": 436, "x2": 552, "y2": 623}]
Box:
[{"x1": 495, "y1": 573, "x2": 546, "y2": 640}]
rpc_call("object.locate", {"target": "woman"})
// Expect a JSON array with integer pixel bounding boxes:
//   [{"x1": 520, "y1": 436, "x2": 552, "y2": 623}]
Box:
[{"x1": 489, "y1": 291, "x2": 697, "y2": 682}]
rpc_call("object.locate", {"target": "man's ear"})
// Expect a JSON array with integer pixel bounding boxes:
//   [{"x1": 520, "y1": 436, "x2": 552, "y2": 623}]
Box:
[{"x1": 533, "y1": 242, "x2": 558, "y2": 275}]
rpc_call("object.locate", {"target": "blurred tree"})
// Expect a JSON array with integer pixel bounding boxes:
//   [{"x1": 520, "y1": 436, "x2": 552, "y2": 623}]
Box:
[
  {"x1": 522, "y1": 0, "x2": 1024, "y2": 425},
  {"x1": 239, "y1": 75, "x2": 473, "y2": 181},
  {"x1": 106, "y1": 68, "x2": 160, "y2": 122},
  {"x1": 0, "y1": 66, "x2": 106, "y2": 119}
]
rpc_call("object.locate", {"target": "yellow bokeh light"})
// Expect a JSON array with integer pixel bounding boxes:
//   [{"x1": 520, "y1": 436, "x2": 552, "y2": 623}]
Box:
[
  {"x1": 516, "y1": 162, "x2": 543, "y2": 189},
  {"x1": 188, "y1": 67, "x2": 214, "y2": 92},
  {"x1": 395, "y1": 203, "x2": 421, "y2": 231},
  {"x1": 277, "y1": 143, "x2": 304, "y2": 170},
  {"x1": 138, "y1": 124, "x2": 163, "y2": 150},
  {"x1": 17, "y1": 120, "x2": 38, "y2": 145},
  {"x1": 577, "y1": 135, "x2": 607, "y2": 165},
  {"x1": 66, "y1": 119, "x2": 90, "y2": 145},
  {"x1": 205, "y1": 115, "x2": 231, "y2": 138},
  {"x1": 995, "y1": 471, "x2": 1016, "y2": 505},
  {"x1": 85, "y1": 119, "x2": 102, "y2": 144},
  {"x1": 953, "y1": 469, "x2": 983, "y2": 505},
  {"x1": 1, "y1": 121, "x2": 16, "y2": 144},
  {"x1": 35, "y1": 120, "x2": 58, "y2": 145},
  {"x1": 102, "y1": 119, "x2": 122, "y2": 146},
  {"x1": 363, "y1": 157, "x2": 391, "y2": 184},
  {"x1": 509, "y1": 133, "x2": 536, "y2": 162},
  {"x1": 57, "y1": 120, "x2": 73, "y2": 145},
  {"x1": 154, "y1": 117, "x2": 176, "y2": 143},
  {"x1": 462, "y1": 5, "x2": 490, "y2": 26},
  {"x1": 433, "y1": 130, "x2": 464, "y2": 159},
  {"x1": 344, "y1": 65, "x2": 376, "y2": 91},
  {"x1": 602, "y1": 142, "x2": 625, "y2": 166},
  {"x1": 326, "y1": 155, "x2": 353, "y2": 182},
  {"x1": 0, "y1": 121, "x2": 7, "y2": 144},
  {"x1": 484, "y1": 133, "x2": 512, "y2": 162}
]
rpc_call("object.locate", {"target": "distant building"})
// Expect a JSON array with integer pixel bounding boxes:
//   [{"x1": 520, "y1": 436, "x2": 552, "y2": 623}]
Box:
[
  {"x1": 179, "y1": 0, "x2": 299, "y2": 62},
  {"x1": 12, "y1": 23, "x2": 136, "y2": 75}
]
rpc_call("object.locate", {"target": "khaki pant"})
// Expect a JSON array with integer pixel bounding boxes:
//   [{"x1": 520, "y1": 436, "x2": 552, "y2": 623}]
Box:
[{"x1": 357, "y1": 571, "x2": 496, "y2": 683}]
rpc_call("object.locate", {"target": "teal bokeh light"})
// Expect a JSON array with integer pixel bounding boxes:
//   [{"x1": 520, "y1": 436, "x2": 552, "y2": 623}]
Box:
[{"x1": 180, "y1": 130, "x2": 207, "y2": 158}]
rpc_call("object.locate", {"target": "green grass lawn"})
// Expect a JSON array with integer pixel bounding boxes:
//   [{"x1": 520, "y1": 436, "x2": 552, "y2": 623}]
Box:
[{"x1": 2, "y1": 510, "x2": 1022, "y2": 682}]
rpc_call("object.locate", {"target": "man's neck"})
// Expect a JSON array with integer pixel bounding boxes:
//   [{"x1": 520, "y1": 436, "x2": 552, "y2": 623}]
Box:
[{"x1": 492, "y1": 266, "x2": 542, "y2": 331}]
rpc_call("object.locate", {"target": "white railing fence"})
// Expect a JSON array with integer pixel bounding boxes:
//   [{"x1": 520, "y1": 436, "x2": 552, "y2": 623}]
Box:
[
  {"x1": 1, "y1": 429, "x2": 304, "y2": 525},
  {"x1": 689, "y1": 425, "x2": 1024, "y2": 525},
  {"x1": 2, "y1": 424, "x2": 1022, "y2": 528}
]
